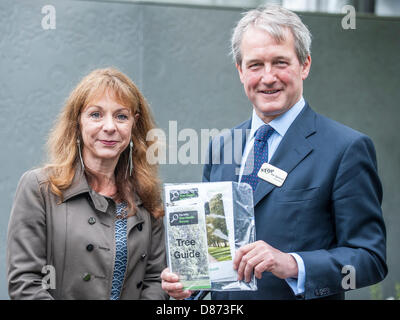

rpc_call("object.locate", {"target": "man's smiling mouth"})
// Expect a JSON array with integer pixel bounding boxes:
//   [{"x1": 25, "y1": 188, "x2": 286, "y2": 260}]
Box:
[{"x1": 259, "y1": 89, "x2": 282, "y2": 94}]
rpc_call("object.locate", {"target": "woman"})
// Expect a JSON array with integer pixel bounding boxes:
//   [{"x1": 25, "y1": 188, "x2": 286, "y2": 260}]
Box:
[{"x1": 7, "y1": 67, "x2": 168, "y2": 300}]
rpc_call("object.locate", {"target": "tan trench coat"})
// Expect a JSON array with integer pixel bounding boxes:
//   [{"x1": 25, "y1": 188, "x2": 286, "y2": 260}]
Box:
[{"x1": 7, "y1": 166, "x2": 168, "y2": 300}]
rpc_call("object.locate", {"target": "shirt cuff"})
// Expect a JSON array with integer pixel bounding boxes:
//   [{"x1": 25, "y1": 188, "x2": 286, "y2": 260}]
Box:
[{"x1": 284, "y1": 253, "x2": 305, "y2": 296}]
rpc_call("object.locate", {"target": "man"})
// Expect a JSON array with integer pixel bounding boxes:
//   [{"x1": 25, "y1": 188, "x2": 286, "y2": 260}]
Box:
[{"x1": 161, "y1": 5, "x2": 387, "y2": 299}]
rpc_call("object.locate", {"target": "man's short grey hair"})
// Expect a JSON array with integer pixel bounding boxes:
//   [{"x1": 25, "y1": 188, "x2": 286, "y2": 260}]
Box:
[{"x1": 231, "y1": 5, "x2": 312, "y2": 66}]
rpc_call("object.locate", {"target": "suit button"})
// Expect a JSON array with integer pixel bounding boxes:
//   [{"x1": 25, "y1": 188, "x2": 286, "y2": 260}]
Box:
[
  {"x1": 83, "y1": 273, "x2": 91, "y2": 281},
  {"x1": 137, "y1": 281, "x2": 143, "y2": 288},
  {"x1": 141, "y1": 252, "x2": 147, "y2": 260},
  {"x1": 88, "y1": 217, "x2": 96, "y2": 225},
  {"x1": 137, "y1": 223, "x2": 143, "y2": 231},
  {"x1": 86, "y1": 244, "x2": 94, "y2": 252}
]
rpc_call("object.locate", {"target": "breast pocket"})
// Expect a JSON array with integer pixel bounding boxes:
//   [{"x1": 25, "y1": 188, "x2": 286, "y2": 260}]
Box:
[{"x1": 277, "y1": 187, "x2": 320, "y2": 202}]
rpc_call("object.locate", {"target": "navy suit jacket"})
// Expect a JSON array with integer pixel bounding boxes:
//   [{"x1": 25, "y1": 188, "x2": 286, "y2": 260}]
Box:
[{"x1": 203, "y1": 103, "x2": 387, "y2": 300}]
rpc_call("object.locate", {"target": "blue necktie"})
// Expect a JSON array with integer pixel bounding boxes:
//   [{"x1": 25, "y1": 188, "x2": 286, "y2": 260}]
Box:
[{"x1": 241, "y1": 124, "x2": 274, "y2": 191}]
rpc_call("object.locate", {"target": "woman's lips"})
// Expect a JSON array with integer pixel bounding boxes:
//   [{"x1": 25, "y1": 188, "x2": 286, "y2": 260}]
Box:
[{"x1": 99, "y1": 140, "x2": 118, "y2": 146}]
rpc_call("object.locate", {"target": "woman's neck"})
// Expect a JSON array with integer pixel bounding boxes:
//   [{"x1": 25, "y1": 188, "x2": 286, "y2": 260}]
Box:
[
  {"x1": 83, "y1": 156, "x2": 118, "y2": 198},
  {"x1": 86, "y1": 171, "x2": 117, "y2": 198}
]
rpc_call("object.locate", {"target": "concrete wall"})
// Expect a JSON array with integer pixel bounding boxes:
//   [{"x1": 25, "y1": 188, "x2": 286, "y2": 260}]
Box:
[{"x1": 0, "y1": 0, "x2": 399, "y2": 299}]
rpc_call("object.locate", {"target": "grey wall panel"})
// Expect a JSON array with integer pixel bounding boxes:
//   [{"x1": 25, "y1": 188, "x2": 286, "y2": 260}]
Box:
[
  {"x1": 0, "y1": 0, "x2": 399, "y2": 300},
  {"x1": 141, "y1": 5, "x2": 249, "y2": 183}
]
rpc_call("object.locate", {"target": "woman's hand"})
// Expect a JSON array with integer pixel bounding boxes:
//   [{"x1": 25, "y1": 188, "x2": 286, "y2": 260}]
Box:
[{"x1": 161, "y1": 268, "x2": 192, "y2": 300}]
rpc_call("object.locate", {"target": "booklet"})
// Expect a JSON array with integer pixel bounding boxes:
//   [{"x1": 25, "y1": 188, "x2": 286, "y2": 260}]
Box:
[
  {"x1": 166, "y1": 203, "x2": 211, "y2": 290},
  {"x1": 164, "y1": 182, "x2": 256, "y2": 291}
]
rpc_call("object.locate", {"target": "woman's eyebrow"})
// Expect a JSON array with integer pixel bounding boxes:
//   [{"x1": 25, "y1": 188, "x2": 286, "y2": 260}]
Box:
[
  {"x1": 115, "y1": 107, "x2": 130, "y2": 113},
  {"x1": 85, "y1": 105, "x2": 129, "y2": 113},
  {"x1": 85, "y1": 104, "x2": 103, "y2": 110}
]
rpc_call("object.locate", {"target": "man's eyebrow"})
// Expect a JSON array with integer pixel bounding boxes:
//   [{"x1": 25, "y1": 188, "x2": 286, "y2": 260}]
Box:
[
  {"x1": 244, "y1": 55, "x2": 290, "y2": 64},
  {"x1": 273, "y1": 55, "x2": 290, "y2": 60},
  {"x1": 245, "y1": 59, "x2": 263, "y2": 65}
]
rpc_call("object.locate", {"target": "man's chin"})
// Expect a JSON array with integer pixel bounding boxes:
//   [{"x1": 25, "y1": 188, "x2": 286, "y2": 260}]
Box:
[{"x1": 254, "y1": 105, "x2": 287, "y2": 122}]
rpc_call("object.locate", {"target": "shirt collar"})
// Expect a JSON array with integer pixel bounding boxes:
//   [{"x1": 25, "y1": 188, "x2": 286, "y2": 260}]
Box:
[{"x1": 250, "y1": 96, "x2": 306, "y2": 138}]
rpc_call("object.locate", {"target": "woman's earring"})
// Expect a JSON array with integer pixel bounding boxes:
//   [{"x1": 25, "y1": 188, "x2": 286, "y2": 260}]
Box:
[
  {"x1": 77, "y1": 138, "x2": 85, "y2": 170},
  {"x1": 125, "y1": 140, "x2": 133, "y2": 178}
]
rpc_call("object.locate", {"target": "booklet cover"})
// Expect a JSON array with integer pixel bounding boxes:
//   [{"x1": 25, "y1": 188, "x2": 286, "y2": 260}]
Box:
[
  {"x1": 164, "y1": 182, "x2": 238, "y2": 290},
  {"x1": 165, "y1": 196, "x2": 212, "y2": 290}
]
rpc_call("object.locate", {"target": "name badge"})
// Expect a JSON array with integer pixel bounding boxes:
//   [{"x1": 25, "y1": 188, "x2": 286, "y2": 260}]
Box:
[{"x1": 258, "y1": 163, "x2": 287, "y2": 187}]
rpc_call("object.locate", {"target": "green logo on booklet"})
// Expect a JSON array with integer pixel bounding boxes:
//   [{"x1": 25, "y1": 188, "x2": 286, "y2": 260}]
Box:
[
  {"x1": 169, "y1": 211, "x2": 198, "y2": 226},
  {"x1": 169, "y1": 188, "x2": 198, "y2": 202}
]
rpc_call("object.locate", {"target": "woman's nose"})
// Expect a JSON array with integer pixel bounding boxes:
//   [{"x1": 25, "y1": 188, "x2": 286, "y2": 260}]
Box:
[{"x1": 103, "y1": 114, "x2": 116, "y2": 132}]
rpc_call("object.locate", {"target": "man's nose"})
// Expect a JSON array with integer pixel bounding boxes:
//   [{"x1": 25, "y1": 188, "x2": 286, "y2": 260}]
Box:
[{"x1": 261, "y1": 65, "x2": 277, "y2": 85}]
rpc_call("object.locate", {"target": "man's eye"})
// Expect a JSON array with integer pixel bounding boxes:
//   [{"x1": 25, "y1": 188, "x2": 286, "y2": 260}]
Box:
[
  {"x1": 276, "y1": 60, "x2": 287, "y2": 65},
  {"x1": 249, "y1": 63, "x2": 261, "y2": 69}
]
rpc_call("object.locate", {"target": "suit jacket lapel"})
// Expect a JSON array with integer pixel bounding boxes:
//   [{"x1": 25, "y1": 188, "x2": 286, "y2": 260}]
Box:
[{"x1": 253, "y1": 104, "x2": 317, "y2": 207}]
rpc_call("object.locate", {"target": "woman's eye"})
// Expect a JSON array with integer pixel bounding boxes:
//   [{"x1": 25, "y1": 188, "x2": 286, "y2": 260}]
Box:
[
  {"x1": 90, "y1": 112, "x2": 101, "y2": 119},
  {"x1": 117, "y1": 114, "x2": 129, "y2": 121}
]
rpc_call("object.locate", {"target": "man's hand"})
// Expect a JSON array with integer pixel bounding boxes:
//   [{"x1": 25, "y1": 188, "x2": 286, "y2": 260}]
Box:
[
  {"x1": 233, "y1": 240, "x2": 299, "y2": 282},
  {"x1": 161, "y1": 268, "x2": 192, "y2": 300}
]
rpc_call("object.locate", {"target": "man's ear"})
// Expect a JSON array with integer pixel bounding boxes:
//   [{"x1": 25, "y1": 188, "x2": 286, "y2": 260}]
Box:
[
  {"x1": 236, "y1": 63, "x2": 245, "y2": 84},
  {"x1": 301, "y1": 55, "x2": 312, "y2": 80}
]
